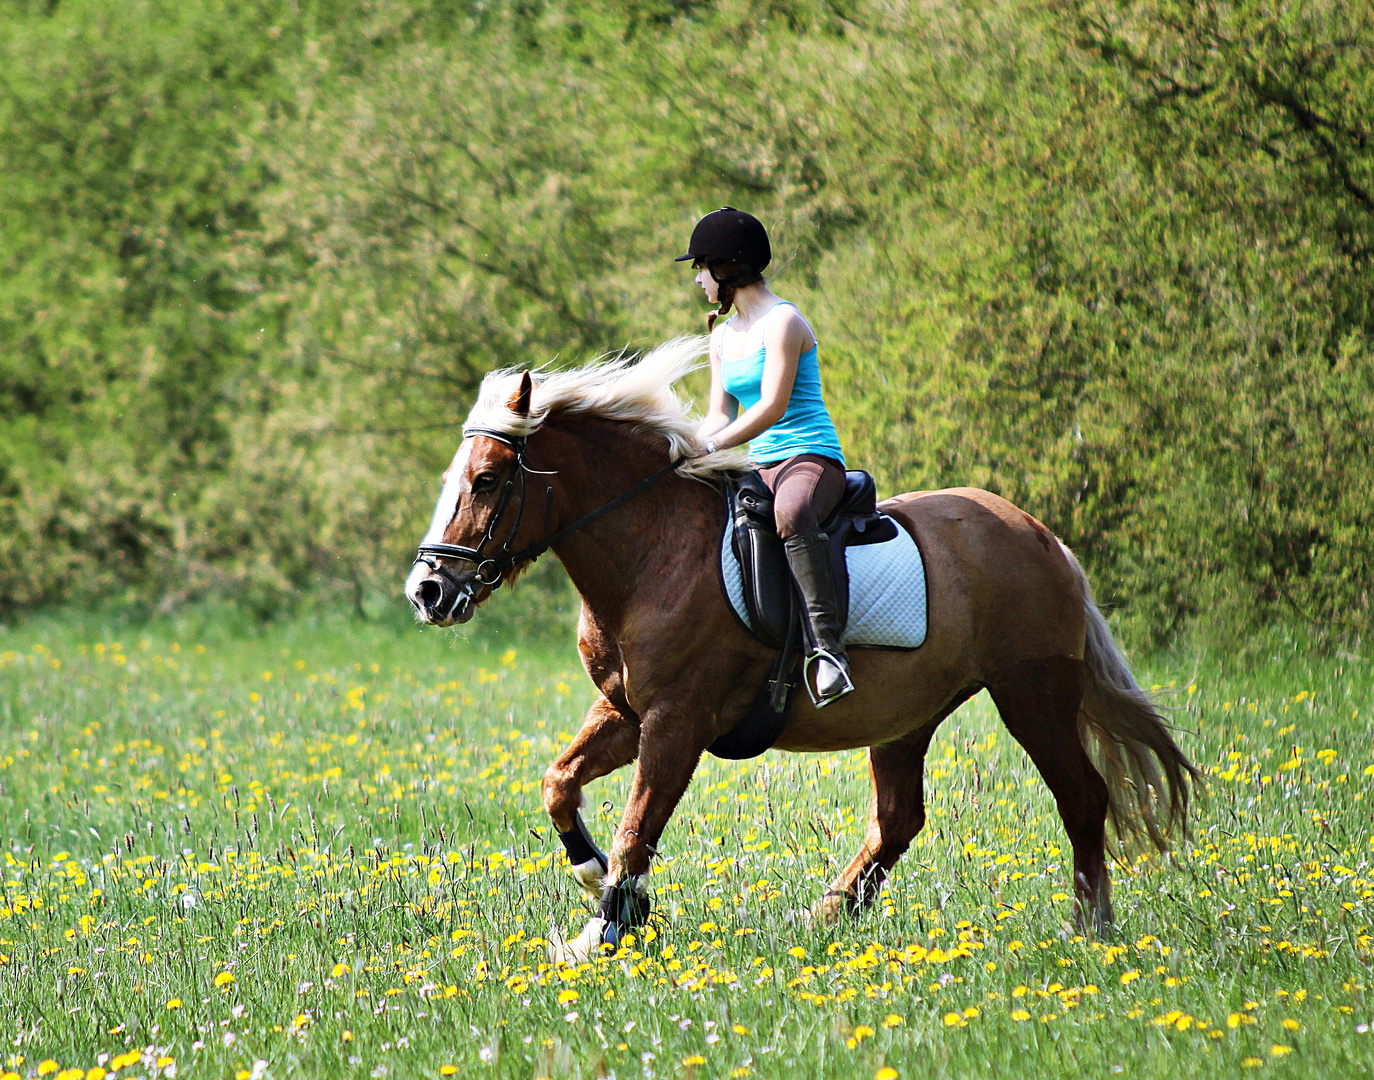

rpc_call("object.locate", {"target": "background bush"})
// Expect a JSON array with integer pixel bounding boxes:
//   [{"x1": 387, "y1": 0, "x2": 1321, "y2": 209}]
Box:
[{"x1": 1, "y1": 0, "x2": 1371, "y2": 643}]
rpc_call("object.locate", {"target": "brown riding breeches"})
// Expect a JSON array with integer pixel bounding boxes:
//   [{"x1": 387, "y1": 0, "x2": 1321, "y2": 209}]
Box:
[{"x1": 757, "y1": 454, "x2": 847, "y2": 540}]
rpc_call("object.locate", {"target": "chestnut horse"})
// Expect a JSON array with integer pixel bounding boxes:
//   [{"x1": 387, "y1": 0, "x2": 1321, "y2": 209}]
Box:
[{"x1": 405, "y1": 339, "x2": 1198, "y2": 960}]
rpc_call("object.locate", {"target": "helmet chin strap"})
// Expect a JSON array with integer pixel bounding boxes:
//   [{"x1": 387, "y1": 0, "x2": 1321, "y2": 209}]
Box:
[{"x1": 707, "y1": 263, "x2": 757, "y2": 289}]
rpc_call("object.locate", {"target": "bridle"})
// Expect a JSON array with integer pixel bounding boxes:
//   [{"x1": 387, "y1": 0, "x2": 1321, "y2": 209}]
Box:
[{"x1": 413, "y1": 426, "x2": 687, "y2": 620}]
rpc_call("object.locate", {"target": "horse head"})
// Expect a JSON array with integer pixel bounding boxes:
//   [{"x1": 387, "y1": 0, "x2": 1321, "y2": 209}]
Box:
[{"x1": 406, "y1": 371, "x2": 545, "y2": 626}]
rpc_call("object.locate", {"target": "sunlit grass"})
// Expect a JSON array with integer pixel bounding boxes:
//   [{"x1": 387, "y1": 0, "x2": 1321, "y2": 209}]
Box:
[{"x1": 2, "y1": 610, "x2": 1373, "y2": 1077}]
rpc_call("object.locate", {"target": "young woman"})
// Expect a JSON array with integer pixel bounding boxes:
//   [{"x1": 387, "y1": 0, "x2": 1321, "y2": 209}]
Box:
[{"x1": 676, "y1": 207, "x2": 853, "y2": 704}]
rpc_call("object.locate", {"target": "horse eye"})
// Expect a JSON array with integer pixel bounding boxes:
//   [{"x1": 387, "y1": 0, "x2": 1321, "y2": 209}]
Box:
[{"x1": 472, "y1": 471, "x2": 498, "y2": 493}]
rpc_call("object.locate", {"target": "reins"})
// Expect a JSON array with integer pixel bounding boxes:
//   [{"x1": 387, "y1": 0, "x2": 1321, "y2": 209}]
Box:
[{"x1": 414, "y1": 427, "x2": 687, "y2": 613}]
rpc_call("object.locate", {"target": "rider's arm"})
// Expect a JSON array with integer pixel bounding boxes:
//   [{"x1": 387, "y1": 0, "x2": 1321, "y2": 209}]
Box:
[
  {"x1": 703, "y1": 307, "x2": 813, "y2": 451},
  {"x1": 697, "y1": 326, "x2": 738, "y2": 441}
]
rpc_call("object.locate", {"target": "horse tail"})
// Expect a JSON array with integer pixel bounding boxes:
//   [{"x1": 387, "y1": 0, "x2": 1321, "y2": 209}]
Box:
[{"x1": 1061, "y1": 542, "x2": 1203, "y2": 854}]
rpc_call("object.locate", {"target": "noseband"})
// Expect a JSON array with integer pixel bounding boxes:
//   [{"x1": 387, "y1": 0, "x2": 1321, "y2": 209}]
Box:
[{"x1": 414, "y1": 427, "x2": 687, "y2": 617}]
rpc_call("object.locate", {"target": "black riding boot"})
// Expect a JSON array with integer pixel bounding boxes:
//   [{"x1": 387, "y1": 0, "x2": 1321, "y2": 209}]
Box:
[{"x1": 783, "y1": 529, "x2": 854, "y2": 705}]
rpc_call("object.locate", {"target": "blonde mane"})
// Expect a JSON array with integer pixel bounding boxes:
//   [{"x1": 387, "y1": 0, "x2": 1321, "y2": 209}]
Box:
[{"x1": 464, "y1": 336, "x2": 744, "y2": 478}]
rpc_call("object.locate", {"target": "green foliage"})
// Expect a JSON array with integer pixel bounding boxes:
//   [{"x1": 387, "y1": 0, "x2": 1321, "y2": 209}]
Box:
[{"x1": 1, "y1": 0, "x2": 1372, "y2": 642}]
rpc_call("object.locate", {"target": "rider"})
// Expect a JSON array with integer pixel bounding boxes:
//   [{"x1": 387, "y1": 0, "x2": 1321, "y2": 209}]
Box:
[{"x1": 677, "y1": 207, "x2": 853, "y2": 705}]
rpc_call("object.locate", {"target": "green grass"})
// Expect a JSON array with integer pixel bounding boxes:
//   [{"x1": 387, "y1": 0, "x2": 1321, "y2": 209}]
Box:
[{"x1": 2, "y1": 601, "x2": 1373, "y2": 1079}]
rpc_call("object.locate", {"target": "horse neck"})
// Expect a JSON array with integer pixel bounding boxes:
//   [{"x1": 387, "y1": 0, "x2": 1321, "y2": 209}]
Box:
[{"x1": 537, "y1": 416, "x2": 716, "y2": 628}]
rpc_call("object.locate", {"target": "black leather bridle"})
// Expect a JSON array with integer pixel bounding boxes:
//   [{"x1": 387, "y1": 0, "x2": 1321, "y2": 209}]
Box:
[{"x1": 413, "y1": 427, "x2": 687, "y2": 620}]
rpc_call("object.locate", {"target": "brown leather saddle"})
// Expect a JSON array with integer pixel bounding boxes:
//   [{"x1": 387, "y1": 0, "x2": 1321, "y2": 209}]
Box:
[{"x1": 707, "y1": 470, "x2": 898, "y2": 760}]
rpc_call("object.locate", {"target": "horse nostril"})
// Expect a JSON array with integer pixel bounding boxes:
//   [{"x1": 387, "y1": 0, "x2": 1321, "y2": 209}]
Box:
[{"x1": 416, "y1": 578, "x2": 444, "y2": 611}]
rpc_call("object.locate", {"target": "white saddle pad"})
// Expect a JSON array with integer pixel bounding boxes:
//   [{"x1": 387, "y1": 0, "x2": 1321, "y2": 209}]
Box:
[{"x1": 720, "y1": 516, "x2": 928, "y2": 649}]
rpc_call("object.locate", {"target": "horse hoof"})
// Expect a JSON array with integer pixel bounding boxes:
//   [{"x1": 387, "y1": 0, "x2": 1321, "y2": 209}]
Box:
[
  {"x1": 548, "y1": 917, "x2": 609, "y2": 965},
  {"x1": 810, "y1": 891, "x2": 849, "y2": 925}
]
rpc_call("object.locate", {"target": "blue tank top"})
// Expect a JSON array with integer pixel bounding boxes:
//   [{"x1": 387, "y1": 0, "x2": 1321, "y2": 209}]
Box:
[{"x1": 718, "y1": 302, "x2": 846, "y2": 466}]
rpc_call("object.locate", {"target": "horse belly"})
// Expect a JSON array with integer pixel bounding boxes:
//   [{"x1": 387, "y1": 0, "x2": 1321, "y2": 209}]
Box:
[{"x1": 770, "y1": 646, "x2": 972, "y2": 752}]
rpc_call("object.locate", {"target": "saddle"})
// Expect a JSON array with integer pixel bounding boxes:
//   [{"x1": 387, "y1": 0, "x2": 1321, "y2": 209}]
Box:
[
  {"x1": 708, "y1": 470, "x2": 898, "y2": 760},
  {"x1": 729, "y1": 470, "x2": 898, "y2": 647}
]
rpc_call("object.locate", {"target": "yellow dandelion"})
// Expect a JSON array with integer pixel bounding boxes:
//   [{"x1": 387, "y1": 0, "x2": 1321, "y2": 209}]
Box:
[
  {"x1": 1281, "y1": 1018, "x2": 1301, "y2": 1032},
  {"x1": 1270, "y1": 1046, "x2": 1292, "y2": 1057},
  {"x1": 853, "y1": 1025, "x2": 875, "y2": 1041},
  {"x1": 876, "y1": 1069, "x2": 899, "y2": 1080},
  {"x1": 440, "y1": 1068, "x2": 458, "y2": 1077},
  {"x1": 682, "y1": 1055, "x2": 706, "y2": 1066},
  {"x1": 942, "y1": 1012, "x2": 965, "y2": 1028},
  {"x1": 788, "y1": 946, "x2": 806, "y2": 959},
  {"x1": 556, "y1": 989, "x2": 579, "y2": 1006},
  {"x1": 881, "y1": 1014, "x2": 903, "y2": 1028},
  {"x1": 165, "y1": 998, "x2": 182, "y2": 1010},
  {"x1": 1241, "y1": 1059, "x2": 1263, "y2": 1069},
  {"x1": 731, "y1": 1069, "x2": 752, "y2": 1079},
  {"x1": 86, "y1": 1071, "x2": 106, "y2": 1080},
  {"x1": 214, "y1": 971, "x2": 234, "y2": 988},
  {"x1": 341, "y1": 1031, "x2": 354, "y2": 1043},
  {"x1": 38, "y1": 1063, "x2": 58, "y2": 1077},
  {"x1": 732, "y1": 1025, "x2": 749, "y2": 1035},
  {"x1": 1011, "y1": 1010, "x2": 1031, "y2": 1022},
  {"x1": 332, "y1": 963, "x2": 349, "y2": 978}
]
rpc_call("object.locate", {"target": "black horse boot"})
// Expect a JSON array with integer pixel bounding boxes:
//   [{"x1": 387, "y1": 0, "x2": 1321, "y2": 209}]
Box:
[{"x1": 783, "y1": 528, "x2": 854, "y2": 705}]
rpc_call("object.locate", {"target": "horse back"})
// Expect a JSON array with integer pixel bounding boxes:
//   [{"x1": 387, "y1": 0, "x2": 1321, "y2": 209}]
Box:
[{"x1": 880, "y1": 486, "x2": 1086, "y2": 664}]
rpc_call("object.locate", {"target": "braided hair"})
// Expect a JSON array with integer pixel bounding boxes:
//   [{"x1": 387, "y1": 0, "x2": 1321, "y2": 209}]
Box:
[{"x1": 701, "y1": 261, "x2": 764, "y2": 332}]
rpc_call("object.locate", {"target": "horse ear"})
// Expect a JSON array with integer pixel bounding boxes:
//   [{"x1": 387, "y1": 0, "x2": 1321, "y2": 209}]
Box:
[{"x1": 507, "y1": 371, "x2": 533, "y2": 417}]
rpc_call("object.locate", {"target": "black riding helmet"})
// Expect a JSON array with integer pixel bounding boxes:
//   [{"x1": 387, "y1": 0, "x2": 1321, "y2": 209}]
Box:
[{"x1": 675, "y1": 207, "x2": 771, "y2": 283}]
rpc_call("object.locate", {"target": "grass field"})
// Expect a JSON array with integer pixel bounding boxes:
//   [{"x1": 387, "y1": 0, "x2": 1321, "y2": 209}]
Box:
[{"x1": 2, "y1": 600, "x2": 1373, "y2": 1079}]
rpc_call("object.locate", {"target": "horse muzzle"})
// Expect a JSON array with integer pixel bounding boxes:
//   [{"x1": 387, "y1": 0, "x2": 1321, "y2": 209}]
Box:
[{"x1": 406, "y1": 561, "x2": 480, "y2": 626}]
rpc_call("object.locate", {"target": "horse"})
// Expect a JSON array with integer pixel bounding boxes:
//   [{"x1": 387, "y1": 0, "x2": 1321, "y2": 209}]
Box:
[{"x1": 405, "y1": 338, "x2": 1199, "y2": 961}]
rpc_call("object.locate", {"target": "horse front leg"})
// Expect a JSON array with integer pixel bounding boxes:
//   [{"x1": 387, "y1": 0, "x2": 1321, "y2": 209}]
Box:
[
  {"x1": 551, "y1": 697, "x2": 704, "y2": 963},
  {"x1": 543, "y1": 695, "x2": 640, "y2": 900}
]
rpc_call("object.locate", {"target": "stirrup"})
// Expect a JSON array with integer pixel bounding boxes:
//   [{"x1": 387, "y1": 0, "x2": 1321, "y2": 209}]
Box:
[{"x1": 803, "y1": 648, "x2": 855, "y2": 707}]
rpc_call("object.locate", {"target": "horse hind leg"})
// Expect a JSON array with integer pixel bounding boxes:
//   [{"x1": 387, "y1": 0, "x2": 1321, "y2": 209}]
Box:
[
  {"x1": 542, "y1": 695, "x2": 640, "y2": 899},
  {"x1": 988, "y1": 657, "x2": 1113, "y2": 934},
  {"x1": 817, "y1": 724, "x2": 938, "y2": 922}
]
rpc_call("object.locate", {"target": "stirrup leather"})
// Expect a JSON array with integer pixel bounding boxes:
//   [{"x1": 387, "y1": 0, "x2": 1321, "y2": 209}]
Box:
[{"x1": 803, "y1": 647, "x2": 855, "y2": 707}]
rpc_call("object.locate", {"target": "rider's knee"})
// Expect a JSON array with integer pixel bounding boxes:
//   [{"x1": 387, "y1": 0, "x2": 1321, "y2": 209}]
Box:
[{"x1": 774, "y1": 501, "x2": 817, "y2": 540}]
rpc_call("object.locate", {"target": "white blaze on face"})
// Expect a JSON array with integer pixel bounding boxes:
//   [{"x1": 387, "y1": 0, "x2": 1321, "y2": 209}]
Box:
[
  {"x1": 405, "y1": 441, "x2": 472, "y2": 604},
  {"x1": 421, "y1": 442, "x2": 473, "y2": 547}
]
